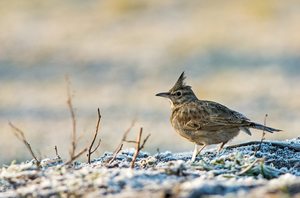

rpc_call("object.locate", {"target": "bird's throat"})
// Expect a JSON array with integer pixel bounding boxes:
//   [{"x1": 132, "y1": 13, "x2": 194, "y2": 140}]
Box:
[{"x1": 168, "y1": 99, "x2": 175, "y2": 109}]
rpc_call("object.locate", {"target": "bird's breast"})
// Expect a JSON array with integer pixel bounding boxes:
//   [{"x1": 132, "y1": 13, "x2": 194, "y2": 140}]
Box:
[{"x1": 170, "y1": 113, "x2": 195, "y2": 141}]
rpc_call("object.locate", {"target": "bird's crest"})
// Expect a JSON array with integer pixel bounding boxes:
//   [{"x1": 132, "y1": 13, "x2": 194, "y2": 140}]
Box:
[{"x1": 170, "y1": 72, "x2": 190, "y2": 92}]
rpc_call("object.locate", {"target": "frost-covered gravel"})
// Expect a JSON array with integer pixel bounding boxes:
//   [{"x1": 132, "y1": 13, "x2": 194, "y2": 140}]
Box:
[{"x1": 0, "y1": 139, "x2": 300, "y2": 197}]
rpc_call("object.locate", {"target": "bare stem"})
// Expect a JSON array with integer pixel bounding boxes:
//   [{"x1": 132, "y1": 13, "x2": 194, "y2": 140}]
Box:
[
  {"x1": 139, "y1": 134, "x2": 151, "y2": 151},
  {"x1": 65, "y1": 148, "x2": 88, "y2": 166},
  {"x1": 8, "y1": 122, "x2": 41, "y2": 168},
  {"x1": 130, "y1": 128, "x2": 143, "y2": 168},
  {"x1": 65, "y1": 76, "x2": 89, "y2": 165},
  {"x1": 91, "y1": 139, "x2": 101, "y2": 154},
  {"x1": 88, "y1": 108, "x2": 102, "y2": 164},
  {"x1": 107, "y1": 120, "x2": 136, "y2": 165},
  {"x1": 66, "y1": 76, "x2": 77, "y2": 160},
  {"x1": 254, "y1": 114, "x2": 268, "y2": 156},
  {"x1": 130, "y1": 128, "x2": 150, "y2": 169},
  {"x1": 107, "y1": 144, "x2": 123, "y2": 165}
]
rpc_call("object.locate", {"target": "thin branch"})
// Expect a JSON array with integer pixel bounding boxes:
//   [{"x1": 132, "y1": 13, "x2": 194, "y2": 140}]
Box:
[
  {"x1": 130, "y1": 128, "x2": 150, "y2": 169},
  {"x1": 121, "y1": 120, "x2": 136, "y2": 141},
  {"x1": 107, "y1": 120, "x2": 136, "y2": 165},
  {"x1": 91, "y1": 139, "x2": 101, "y2": 154},
  {"x1": 130, "y1": 128, "x2": 143, "y2": 169},
  {"x1": 8, "y1": 122, "x2": 41, "y2": 167},
  {"x1": 139, "y1": 134, "x2": 151, "y2": 151},
  {"x1": 88, "y1": 108, "x2": 102, "y2": 164},
  {"x1": 65, "y1": 147, "x2": 88, "y2": 166},
  {"x1": 107, "y1": 144, "x2": 123, "y2": 165},
  {"x1": 254, "y1": 114, "x2": 268, "y2": 156},
  {"x1": 65, "y1": 76, "x2": 89, "y2": 165},
  {"x1": 66, "y1": 76, "x2": 77, "y2": 160}
]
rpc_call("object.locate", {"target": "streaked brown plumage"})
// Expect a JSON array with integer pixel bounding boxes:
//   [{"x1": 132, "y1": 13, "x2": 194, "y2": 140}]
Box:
[{"x1": 156, "y1": 72, "x2": 281, "y2": 162}]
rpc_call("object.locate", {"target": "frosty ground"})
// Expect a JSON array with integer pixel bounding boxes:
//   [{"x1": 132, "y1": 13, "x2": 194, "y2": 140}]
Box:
[{"x1": 0, "y1": 139, "x2": 299, "y2": 198}]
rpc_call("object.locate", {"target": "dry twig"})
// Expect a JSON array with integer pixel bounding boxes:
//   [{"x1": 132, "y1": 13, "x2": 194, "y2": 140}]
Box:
[
  {"x1": 130, "y1": 128, "x2": 151, "y2": 168},
  {"x1": 107, "y1": 144, "x2": 124, "y2": 165},
  {"x1": 107, "y1": 120, "x2": 136, "y2": 165},
  {"x1": 65, "y1": 76, "x2": 89, "y2": 165},
  {"x1": 254, "y1": 114, "x2": 268, "y2": 156},
  {"x1": 130, "y1": 128, "x2": 143, "y2": 169},
  {"x1": 66, "y1": 76, "x2": 77, "y2": 160},
  {"x1": 87, "y1": 108, "x2": 102, "y2": 164},
  {"x1": 139, "y1": 132, "x2": 151, "y2": 151},
  {"x1": 8, "y1": 122, "x2": 41, "y2": 167},
  {"x1": 54, "y1": 146, "x2": 61, "y2": 159},
  {"x1": 65, "y1": 148, "x2": 88, "y2": 166}
]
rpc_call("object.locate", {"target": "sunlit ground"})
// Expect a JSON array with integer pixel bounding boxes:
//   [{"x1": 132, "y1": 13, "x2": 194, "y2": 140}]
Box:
[{"x1": 0, "y1": 0, "x2": 300, "y2": 164}]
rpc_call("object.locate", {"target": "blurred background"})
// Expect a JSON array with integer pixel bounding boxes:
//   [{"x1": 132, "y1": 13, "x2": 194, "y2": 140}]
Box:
[{"x1": 1, "y1": 0, "x2": 300, "y2": 165}]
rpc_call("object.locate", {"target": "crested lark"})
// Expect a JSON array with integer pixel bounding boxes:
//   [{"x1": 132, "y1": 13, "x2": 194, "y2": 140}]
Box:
[{"x1": 156, "y1": 72, "x2": 281, "y2": 162}]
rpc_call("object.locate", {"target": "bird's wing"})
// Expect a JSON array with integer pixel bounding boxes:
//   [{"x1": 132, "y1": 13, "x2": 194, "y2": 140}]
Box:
[{"x1": 180, "y1": 101, "x2": 250, "y2": 132}]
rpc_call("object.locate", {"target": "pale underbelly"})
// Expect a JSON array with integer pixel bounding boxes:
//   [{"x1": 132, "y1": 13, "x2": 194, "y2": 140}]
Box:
[{"x1": 175, "y1": 128, "x2": 240, "y2": 145}]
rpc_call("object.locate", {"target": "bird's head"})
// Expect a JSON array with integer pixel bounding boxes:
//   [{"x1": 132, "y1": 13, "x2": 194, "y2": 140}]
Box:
[{"x1": 156, "y1": 72, "x2": 198, "y2": 107}]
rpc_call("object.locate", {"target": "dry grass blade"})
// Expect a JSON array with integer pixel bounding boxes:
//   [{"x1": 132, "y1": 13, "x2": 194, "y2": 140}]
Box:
[
  {"x1": 8, "y1": 122, "x2": 41, "y2": 167},
  {"x1": 238, "y1": 158, "x2": 262, "y2": 175},
  {"x1": 88, "y1": 108, "x2": 102, "y2": 164}
]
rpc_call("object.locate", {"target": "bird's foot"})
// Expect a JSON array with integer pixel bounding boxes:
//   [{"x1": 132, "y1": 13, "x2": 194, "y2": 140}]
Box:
[
  {"x1": 189, "y1": 155, "x2": 198, "y2": 164},
  {"x1": 188, "y1": 158, "x2": 199, "y2": 166},
  {"x1": 216, "y1": 148, "x2": 226, "y2": 157},
  {"x1": 216, "y1": 142, "x2": 227, "y2": 156},
  {"x1": 190, "y1": 144, "x2": 206, "y2": 164}
]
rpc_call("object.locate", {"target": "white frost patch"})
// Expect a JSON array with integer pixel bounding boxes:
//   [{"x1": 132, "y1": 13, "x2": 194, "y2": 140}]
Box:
[{"x1": 0, "y1": 139, "x2": 299, "y2": 197}]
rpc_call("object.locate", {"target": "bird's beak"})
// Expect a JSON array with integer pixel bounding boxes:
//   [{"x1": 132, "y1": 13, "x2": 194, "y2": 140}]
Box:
[{"x1": 155, "y1": 92, "x2": 170, "y2": 98}]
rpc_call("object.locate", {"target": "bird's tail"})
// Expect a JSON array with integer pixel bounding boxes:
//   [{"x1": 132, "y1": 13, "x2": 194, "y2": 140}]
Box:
[{"x1": 249, "y1": 122, "x2": 282, "y2": 133}]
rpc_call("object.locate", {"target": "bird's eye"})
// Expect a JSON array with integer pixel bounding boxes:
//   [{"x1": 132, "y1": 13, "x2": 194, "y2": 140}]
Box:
[{"x1": 175, "y1": 91, "x2": 182, "y2": 96}]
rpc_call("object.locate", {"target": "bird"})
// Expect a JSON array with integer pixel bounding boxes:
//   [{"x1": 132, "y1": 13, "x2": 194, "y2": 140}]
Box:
[{"x1": 156, "y1": 72, "x2": 281, "y2": 162}]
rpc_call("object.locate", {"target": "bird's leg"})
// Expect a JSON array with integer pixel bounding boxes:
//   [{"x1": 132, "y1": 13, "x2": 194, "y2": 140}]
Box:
[
  {"x1": 217, "y1": 141, "x2": 228, "y2": 154},
  {"x1": 191, "y1": 144, "x2": 206, "y2": 162},
  {"x1": 198, "y1": 144, "x2": 206, "y2": 154},
  {"x1": 191, "y1": 144, "x2": 198, "y2": 162}
]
